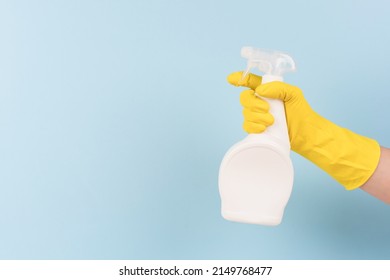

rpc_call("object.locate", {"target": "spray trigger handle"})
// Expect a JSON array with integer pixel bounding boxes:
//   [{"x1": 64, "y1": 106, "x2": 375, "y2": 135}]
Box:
[{"x1": 240, "y1": 47, "x2": 296, "y2": 81}]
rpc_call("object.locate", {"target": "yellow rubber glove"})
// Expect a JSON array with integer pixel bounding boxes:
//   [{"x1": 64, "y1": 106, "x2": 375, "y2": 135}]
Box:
[{"x1": 228, "y1": 71, "x2": 381, "y2": 190}]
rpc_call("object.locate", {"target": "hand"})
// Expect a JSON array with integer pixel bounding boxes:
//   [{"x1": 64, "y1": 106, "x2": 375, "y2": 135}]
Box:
[
  {"x1": 227, "y1": 71, "x2": 315, "y2": 153},
  {"x1": 227, "y1": 71, "x2": 380, "y2": 191}
]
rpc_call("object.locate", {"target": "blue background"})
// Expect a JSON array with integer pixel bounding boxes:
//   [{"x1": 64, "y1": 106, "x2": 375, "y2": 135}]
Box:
[{"x1": 1, "y1": 0, "x2": 389, "y2": 259}]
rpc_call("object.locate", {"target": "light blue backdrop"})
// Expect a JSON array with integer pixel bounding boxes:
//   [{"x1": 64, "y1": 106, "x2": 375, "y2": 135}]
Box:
[{"x1": 1, "y1": 0, "x2": 389, "y2": 259}]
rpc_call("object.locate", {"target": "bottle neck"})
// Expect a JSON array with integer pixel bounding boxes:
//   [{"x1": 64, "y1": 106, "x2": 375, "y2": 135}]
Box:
[{"x1": 262, "y1": 74, "x2": 283, "y2": 84}]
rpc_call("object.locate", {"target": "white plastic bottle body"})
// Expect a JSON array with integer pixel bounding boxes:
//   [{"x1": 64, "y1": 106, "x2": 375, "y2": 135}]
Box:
[{"x1": 219, "y1": 74, "x2": 294, "y2": 226}]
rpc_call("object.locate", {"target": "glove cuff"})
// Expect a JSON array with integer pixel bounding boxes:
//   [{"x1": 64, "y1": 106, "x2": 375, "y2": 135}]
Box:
[{"x1": 292, "y1": 113, "x2": 381, "y2": 190}]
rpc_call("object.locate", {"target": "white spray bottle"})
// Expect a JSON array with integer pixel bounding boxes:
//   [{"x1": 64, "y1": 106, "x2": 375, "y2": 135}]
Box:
[{"x1": 219, "y1": 47, "x2": 296, "y2": 226}]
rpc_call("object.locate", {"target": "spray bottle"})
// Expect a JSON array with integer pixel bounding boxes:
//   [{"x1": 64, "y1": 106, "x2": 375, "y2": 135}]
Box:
[{"x1": 219, "y1": 47, "x2": 296, "y2": 226}]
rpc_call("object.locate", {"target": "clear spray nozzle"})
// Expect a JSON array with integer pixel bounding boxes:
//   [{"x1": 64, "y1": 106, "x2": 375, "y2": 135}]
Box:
[{"x1": 240, "y1": 47, "x2": 296, "y2": 81}]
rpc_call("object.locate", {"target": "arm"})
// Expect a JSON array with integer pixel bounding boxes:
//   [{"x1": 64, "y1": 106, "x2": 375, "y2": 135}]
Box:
[{"x1": 361, "y1": 146, "x2": 390, "y2": 204}]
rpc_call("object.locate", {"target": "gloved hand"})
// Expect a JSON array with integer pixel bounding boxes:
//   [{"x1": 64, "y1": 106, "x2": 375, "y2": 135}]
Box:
[{"x1": 228, "y1": 71, "x2": 381, "y2": 190}]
